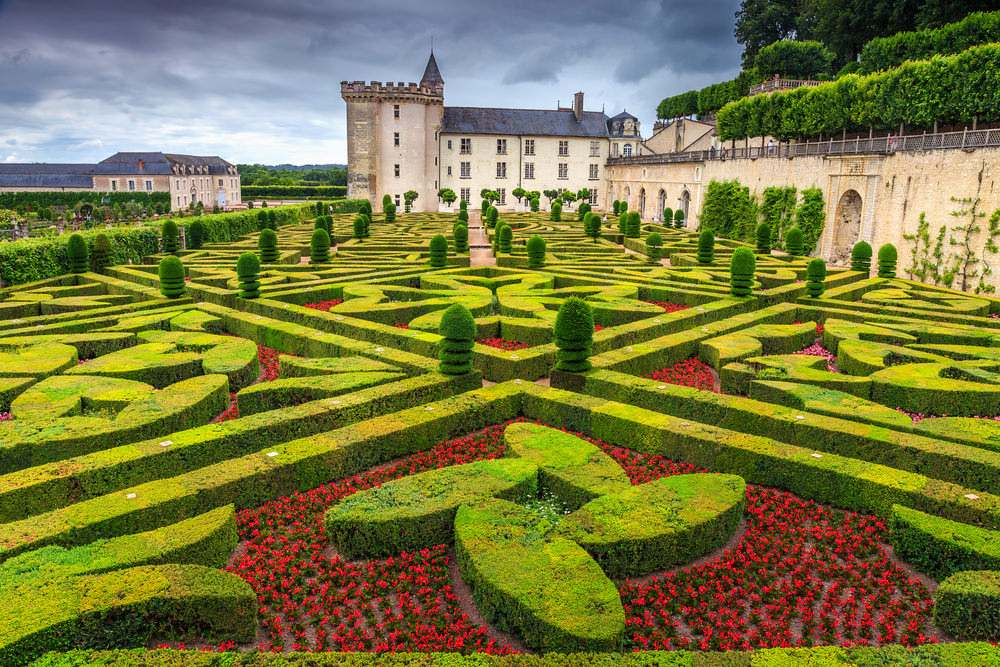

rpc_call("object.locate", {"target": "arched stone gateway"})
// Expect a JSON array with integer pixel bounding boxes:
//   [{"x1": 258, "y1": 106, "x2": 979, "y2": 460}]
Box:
[{"x1": 832, "y1": 189, "x2": 863, "y2": 266}]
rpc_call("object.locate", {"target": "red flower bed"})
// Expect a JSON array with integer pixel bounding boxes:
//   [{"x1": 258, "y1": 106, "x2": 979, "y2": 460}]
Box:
[
  {"x1": 304, "y1": 299, "x2": 344, "y2": 312},
  {"x1": 212, "y1": 344, "x2": 282, "y2": 424},
  {"x1": 394, "y1": 323, "x2": 410, "y2": 329},
  {"x1": 643, "y1": 300, "x2": 691, "y2": 315},
  {"x1": 594, "y1": 324, "x2": 607, "y2": 332},
  {"x1": 643, "y1": 357, "x2": 716, "y2": 392},
  {"x1": 476, "y1": 338, "x2": 531, "y2": 351}
]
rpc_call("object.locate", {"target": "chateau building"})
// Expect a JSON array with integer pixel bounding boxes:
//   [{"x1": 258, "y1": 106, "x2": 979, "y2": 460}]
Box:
[
  {"x1": 342, "y1": 52, "x2": 635, "y2": 212},
  {"x1": 0, "y1": 152, "x2": 241, "y2": 210}
]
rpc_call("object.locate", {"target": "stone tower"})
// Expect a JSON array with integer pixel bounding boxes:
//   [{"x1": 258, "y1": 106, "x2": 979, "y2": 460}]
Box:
[{"x1": 341, "y1": 52, "x2": 444, "y2": 212}]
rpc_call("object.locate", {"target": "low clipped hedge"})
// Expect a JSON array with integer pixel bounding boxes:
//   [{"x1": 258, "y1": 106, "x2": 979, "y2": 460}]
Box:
[
  {"x1": 241, "y1": 185, "x2": 347, "y2": 199},
  {"x1": 890, "y1": 505, "x2": 1000, "y2": 580},
  {"x1": 235, "y1": 371, "x2": 404, "y2": 416},
  {"x1": 934, "y1": 570, "x2": 1000, "y2": 640}
]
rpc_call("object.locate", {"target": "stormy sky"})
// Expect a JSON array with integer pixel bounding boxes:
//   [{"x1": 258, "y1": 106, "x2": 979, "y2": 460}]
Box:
[{"x1": 0, "y1": 0, "x2": 742, "y2": 165}]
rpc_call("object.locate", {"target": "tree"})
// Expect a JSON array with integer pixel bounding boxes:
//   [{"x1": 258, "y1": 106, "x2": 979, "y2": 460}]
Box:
[
  {"x1": 161, "y1": 220, "x2": 180, "y2": 255},
  {"x1": 851, "y1": 240, "x2": 873, "y2": 272},
  {"x1": 543, "y1": 189, "x2": 559, "y2": 204},
  {"x1": 429, "y1": 234, "x2": 449, "y2": 268},
  {"x1": 562, "y1": 190, "x2": 577, "y2": 206},
  {"x1": 805, "y1": 258, "x2": 826, "y2": 297},
  {"x1": 551, "y1": 201, "x2": 562, "y2": 222},
  {"x1": 453, "y1": 224, "x2": 469, "y2": 252},
  {"x1": 697, "y1": 230, "x2": 715, "y2": 264},
  {"x1": 530, "y1": 197, "x2": 540, "y2": 212},
  {"x1": 553, "y1": 297, "x2": 594, "y2": 372},
  {"x1": 584, "y1": 212, "x2": 601, "y2": 243},
  {"x1": 877, "y1": 243, "x2": 897, "y2": 278},
  {"x1": 385, "y1": 202, "x2": 397, "y2": 224},
  {"x1": 754, "y1": 40, "x2": 835, "y2": 78},
  {"x1": 437, "y1": 304, "x2": 476, "y2": 375},
  {"x1": 730, "y1": 247, "x2": 757, "y2": 297},
  {"x1": 487, "y1": 206, "x2": 499, "y2": 228},
  {"x1": 785, "y1": 227, "x2": 804, "y2": 255},
  {"x1": 527, "y1": 235, "x2": 546, "y2": 268},
  {"x1": 237, "y1": 252, "x2": 261, "y2": 299},
  {"x1": 626, "y1": 211, "x2": 640, "y2": 238},
  {"x1": 158, "y1": 256, "x2": 186, "y2": 298},
  {"x1": 438, "y1": 188, "x2": 457, "y2": 206},
  {"x1": 577, "y1": 188, "x2": 591, "y2": 202},
  {"x1": 674, "y1": 210, "x2": 685, "y2": 229},
  {"x1": 577, "y1": 202, "x2": 591, "y2": 221},
  {"x1": 663, "y1": 207, "x2": 674, "y2": 226},
  {"x1": 188, "y1": 220, "x2": 205, "y2": 249},
  {"x1": 258, "y1": 228, "x2": 279, "y2": 262},
  {"x1": 310, "y1": 228, "x2": 331, "y2": 264},
  {"x1": 67, "y1": 234, "x2": 88, "y2": 273},
  {"x1": 92, "y1": 233, "x2": 111, "y2": 272},
  {"x1": 403, "y1": 190, "x2": 419, "y2": 213},
  {"x1": 512, "y1": 187, "x2": 527, "y2": 203},
  {"x1": 613, "y1": 201, "x2": 621, "y2": 216},
  {"x1": 646, "y1": 232, "x2": 664, "y2": 263},
  {"x1": 382, "y1": 194, "x2": 392, "y2": 209},
  {"x1": 734, "y1": 0, "x2": 804, "y2": 69}
]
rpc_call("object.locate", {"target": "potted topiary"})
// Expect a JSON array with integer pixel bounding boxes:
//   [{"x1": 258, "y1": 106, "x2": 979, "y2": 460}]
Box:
[{"x1": 646, "y1": 232, "x2": 663, "y2": 263}]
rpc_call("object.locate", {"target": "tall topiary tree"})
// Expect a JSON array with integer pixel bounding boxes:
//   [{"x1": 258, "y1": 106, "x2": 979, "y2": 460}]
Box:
[
  {"x1": 877, "y1": 243, "x2": 897, "y2": 278},
  {"x1": 621, "y1": 200, "x2": 629, "y2": 213},
  {"x1": 852, "y1": 241, "x2": 873, "y2": 273},
  {"x1": 487, "y1": 206, "x2": 498, "y2": 228},
  {"x1": 613, "y1": 200, "x2": 621, "y2": 216},
  {"x1": 481, "y1": 199, "x2": 491, "y2": 214},
  {"x1": 161, "y1": 220, "x2": 180, "y2": 255},
  {"x1": 458, "y1": 209, "x2": 469, "y2": 224},
  {"x1": 258, "y1": 228, "x2": 279, "y2": 262},
  {"x1": 784, "y1": 227, "x2": 804, "y2": 256},
  {"x1": 498, "y1": 224, "x2": 513, "y2": 253},
  {"x1": 267, "y1": 210, "x2": 277, "y2": 230},
  {"x1": 437, "y1": 303, "x2": 476, "y2": 375},
  {"x1": 361, "y1": 200, "x2": 373, "y2": 218},
  {"x1": 551, "y1": 200, "x2": 562, "y2": 222},
  {"x1": 585, "y1": 212, "x2": 602, "y2": 243},
  {"x1": 697, "y1": 230, "x2": 715, "y2": 264},
  {"x1": 674, "y1": 209, "x2": 685, "y2": 229},
  {"x1": 353, "y1": 216, "x2": 365, "y2": 240},
  {"x1": 663, "y1": 207, "x2": 674, "y2": 226},
  {"x1": 188, "y1": 220, "x2": 205, "y2": 249},
  {"x1": 385, "y1": 202, "x2": 397, "y2": 224},
  {"x1": 626, "y1": 211, "x2": 640, "y2": 238},
  {"x1": 359, "y1": 213, "x2": 371, "y2": 237},
  {"x1": 92, "y1": 233, "x2": 111, "y2": 272},
  {"x1": 67, "y1": 233, "x2": 89, "y2": 273},
  {"x1": 730, "y1": 247, "x2": 756, "y2": 297},
  {"x1": 577, "y1": 202, "x2": 591, "y2": 221},
  {"x1": 237, "y1": 252, "x2": 261, "y2": 299},
  {"x1": 429, "y1": 234, "x2": 449, "y2": 268},
  {"x1": 805, "y1": 258, "x2": 826, "y2": 297},
  {"x1": 646, "y1": 232, "x2": 663, "y2": 263},
  {"x1": 756, "y1": 222, "x2": 772, "y2": 254},
  {"x1": 453, "y1": 224, "x2": 469, "y2": 252},
  {"x1": 382, "y1": 194, "x2": 392, "y2": 210},
  {"x1": 310, "y1": 228, "x2": 331, "y2": 264},
  {"x1": 617, "y1": 212, "x2": 627, "y2": 234},
  {"x1": 527, "y1": 235, "x2": 546, "y2": 268},
  {"x1": 323, "y1": 215, "x2": 333, "y2": 235},
  {"x1": 554, "y1": 297, "x2": 594, "y2": 372},
  {"x1": 315, "y1": 201, "x2": 325, "y2": 216},
  {"x1": 158, "y1": 256, "x2": 186, "y2": 298},
  {"x1": 459, "y1": 199, "x2": 468, "y2": 211},
  {"x1": 257, "y1": 210, "x2": 268, "y2": 230},
  {"x1": 530, "y1": 197, "x2": 540, "y2": 212}
]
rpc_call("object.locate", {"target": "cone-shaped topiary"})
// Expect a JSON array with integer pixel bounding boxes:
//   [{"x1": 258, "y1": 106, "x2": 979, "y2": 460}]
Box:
[
  {"x1": 188, "y1": 220, "x2": 205, "y2": 249},
  {"x1": 577, "y1": 202, "x2": 591, "y2": 221},
  {"x1": 66, "y1": 233, "x2": 89, "y2": 273},
  {"x1": 730, "y1": 247, "x2": 757, "y2": 297},
  {"x1": 437, "y1": 303, "x2": 476, "y2": 375},
  {"x1": 258, "y1": 228, "x2": 279, "y2": 263},
  {"x1": 499, "y1": 224, "x2": 513, "y2": 253},
  {"x1": 673, "y1": 209, "x2": 685, "y2": 229},
  {"x1": 554, "y1": 297, "x2": 594, "y2": 372},
  {"x1": 663, "y1": 207, "x2": 673, "y2": 226},
  {"x1": 613, "y1": 200, "x2": 621, "y2": 216},
  {"x1": 310, "y1": 228, "x2": 331, "y2": 264},
  {"x1": 459, "y1": 199, "x2": 468, "y2": 211},
  {"x1": 877, "y1": 243, "x2": 897, "y2": 278},
  {"x1": 756, "y1": 222, "x2": 771, "y2": 254},
  {"x1": 529, "y1": 197, "x2": 539, "y2": 212},
  {"x1": 454, "y1": 224, "x2": 469, "y2": 252},
  {"x1": 697, "y1": 230, "x2": 715, "y2": 264},
  {"x1": 385, "y1": 202, "x2": 396, "y2": 223},
  {"x1": 805, "y1": 258, "x2": 826, "y2": 297},
  {"x1": 481, "y1": 199, "x2": 490, "y2": 215},
  {"x1": 429, "y1": 234, "x2": 449, "y2": 268},
  {"x1": 852, "y1": 241, "x2": 873, "y2": 273},
  {"x1": 458, "y1": 209, "x2": 469, "y2": 224},
  {"x1": 315, "y1": 201, "x2": 325, "y2": 216},
  {"x1": 617, "y1": 213, "x2": 627, "y2": 234},
  {"x1": 550, "y1": 200, "x2": 562, "y2": 222},
  {"x1": 315, "y1": 219, "x2": 326, "y2": 232},
  {"x1": 237, "y1": 252, "x2": 261, "y2": 299},
  {"x1": 158, "y1": 256, "x2": 186, "y2": 298},
  {"x1": 353, "y1": 216, "x2": 365, "y2": 240},
  {"x1": 92, "y1": 233, "x2": 111, "y2": 272},
  {"x1": 584, "y1": 212, "x2": 601, "y2": 242},
  {"x1": 382, "y1": 194, "x2": 392, "y2": 210},
  {"x1": 487, "y1": 206, "x2": 498, "y2": 228},
  {"x1": 626, "y1": 211, "x2": 640, "y2": 238},
  {"x1": 646, "y1": 232, "x2": 663, "y2": 263},
  {"x1": 621, "y1": 200, "x2": 629, "y2": 213},
  {"x1": 361, "y1": 200, "x2": 373, "y2": 218},
  {"x1": 785, "y1": 227, "x2": 804, "y2": 256},
  {"x1": 161, "y1": 220, "x2": 180, "y2": 255},
  {"x1": 527, "y1": 235, "x2": 546, "y2": 268},
  {"x1": 323, "y1": 215, "x2": 333, "y2": 235}
]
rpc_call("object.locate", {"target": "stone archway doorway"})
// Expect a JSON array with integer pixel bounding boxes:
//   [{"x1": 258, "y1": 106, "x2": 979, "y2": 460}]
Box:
[
  {"x1": 832, "y1": 189, "x2": 863, "y2": 266},
  {"x1": 657, "y1": 189, "x2": 666, "y2": 221},
  {"x1": 680, "y1": 190, "x2": 691, "y2": 225},
  {"x1": 639, "y1": 188, "x2": 646, "y2": 220}
]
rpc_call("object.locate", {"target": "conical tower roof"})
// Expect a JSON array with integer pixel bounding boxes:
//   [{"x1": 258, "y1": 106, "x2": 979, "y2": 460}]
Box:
[{"x1": 420, "y1": 51, "x2": 444, "y2": 86}]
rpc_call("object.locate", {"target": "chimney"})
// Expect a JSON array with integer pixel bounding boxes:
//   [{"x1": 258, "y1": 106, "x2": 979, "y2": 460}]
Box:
[
  {"x1": 573, "y1": 92, "x2": 584, "y2": 123},
  {"x1": 137, "y1": 158, "x2": 143, "y2": 172}
]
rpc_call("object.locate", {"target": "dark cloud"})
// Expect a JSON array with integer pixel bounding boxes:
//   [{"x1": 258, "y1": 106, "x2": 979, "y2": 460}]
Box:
[{"x1": 0, "y1": 0, "x2": 742, "y2": 164}]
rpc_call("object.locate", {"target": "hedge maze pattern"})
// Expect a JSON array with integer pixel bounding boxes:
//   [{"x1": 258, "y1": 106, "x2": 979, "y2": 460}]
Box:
[{"x1": 4, "y1": 203, "x2": 1000, "y2": 665}]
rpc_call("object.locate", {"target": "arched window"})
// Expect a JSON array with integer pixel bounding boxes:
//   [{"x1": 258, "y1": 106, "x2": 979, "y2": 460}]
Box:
[{"x1": 623, "y1": 144, "x2": 633, "y2": 157}]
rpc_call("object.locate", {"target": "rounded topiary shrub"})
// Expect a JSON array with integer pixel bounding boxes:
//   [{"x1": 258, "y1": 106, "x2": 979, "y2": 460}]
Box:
[
  {"x1": 458, "y1": 209, "x2": 469, "y2": 224},
  {"x1": 613, "y1": 200, "x2": 621, "y2": 216},
  {"x1": 646, "y1": 232, "x2": 663, "y2": 263},
  {"x1": 460, "y1": 199, "x2": 468, "y2": 211},
  {"x1": 258, "y1": 228, "x2": 279, "y2": 263},
  {"x1": 697, "y1": 230, "x2": 715, "y2": 264},
  {"x1": 673, "y1": 209, "x2": 685, "y2": 229},
  {"x1": 161, "y1": 220, "x2": 180, "y2": 255},
  {"x1": 385, "y1": 202, "x2": 397, "y2": 224},
  {"x1": 756, "y1": 222, "x2": 771, "y2": 254},
  {"x1": 498, "y1": 224, "x2": 513, "y2": 253},
  {"x1": 805, "y1": 258, "x2": 826, "y2": 297},
  {"x1": 584, "y1": 212, "x2": 601, "y2": 242},
  {"x1": 353, "y1": 216, "x2": 366, "y2": 240},
  {"x1": 621, "y1": 200, "x2": 629, "y2": 213},
  {"x1": 784, "y1": 227, "x2": 804, "y2": 256},
  {"x1": 267, "y1": 210, "x2": 277, "y2": 230},
  {"x1": 526, "y1": 235, "x2": 546, "y2": 268},
  {"x1": 437, "y1": 303, "x2": 476, "y2": 375},
  {"x1": 323, "y1": 215, "x2": 334, "y2": 235},
  {"x1": 577, "y1": 202, "x2": 591, "y2": 221},
  {"x1": 487, "y1": 206, "x2": 499, "y2": 228},
  {"x1": 92, "y1": 233, "x2": 111, "y2": 272},
  {"x1": 877, "y1": 243, "x2": 897, "y2": 278},
  {"x1": 529, "y1": 197, "x2": 540, "y2": 212},
  {"x1": 662, "y1": 207, "x2": 673, "y2": 226},
  {"x1": 361, "y1": 200, "x2": 373, "y2": 218},
  {"x1": 382, "y1": 194, "x2": 392, "y2": 209},
  {"x1": 729, "y1": 247, "x2": 756, "y2": 297},
  {"x1": 550, "y1": 201, "x2": 562, "y2": 222},
  {"x1": 310, "y1": 228, "x2": 331, "y2": 264},
  {"x1": 617, "y1": 212, "x2": 627, "y2": 235},
  {"x1": 554, "y1": 297, "x2": 594, "y2": 372},
  {"x1": 852, "y1": 241, "x2": 873, "y2": 273},
  {"x1": 237, "y1": 252, "x2": 261, "y2": 299},
  {"x1": 429, "y1": 234, "x2": 449, "y2": 268},
  {"x1": 158, "y1": 256, "x2": 186, "y2": 298},
  {"x1": 626, "y1": 211, "x2": 640, "y2": 238},
  {"x1": 66, "y1": 233, "x2": 89, "y2": 273},
  {"x1": 481, "y1": 199, "x2": 490, "y2": 215},
  {"x1": 453, "y1": 224, "x2": 469, "y2": 253},
  {"x1": 188, "y1": 220, "x2": 205, "y2": 249}
]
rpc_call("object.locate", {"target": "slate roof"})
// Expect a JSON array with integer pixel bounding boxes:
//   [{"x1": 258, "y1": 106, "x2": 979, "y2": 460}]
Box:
[
  {"x1": 96, "y1": 152, "x2": 234, "y2": 175},
  {"x1": 441, "y1": 107, "x2": 610, "y2": 138},
  {"x1": 0, "y1": 152, "x2": 236, "y2": 187},
  {"x1": 0, "y1": 173, "x2": 93, "y2": 188},
  {"x1": 607, "y1": 110, "x2": 639, "y2": 137},
  {"x1": 420, "y1": 51, "x2": 444, "y2": 86}
]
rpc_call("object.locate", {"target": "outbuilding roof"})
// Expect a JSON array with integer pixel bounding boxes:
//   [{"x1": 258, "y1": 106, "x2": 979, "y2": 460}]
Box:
[{"x1": 441, "y1": 107, "x2": 610, "y2": 138}]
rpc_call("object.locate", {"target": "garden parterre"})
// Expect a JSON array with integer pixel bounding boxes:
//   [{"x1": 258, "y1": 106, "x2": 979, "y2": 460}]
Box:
[{"x1": 1, "y1": 206, "x2": 1000, "y2": 665}]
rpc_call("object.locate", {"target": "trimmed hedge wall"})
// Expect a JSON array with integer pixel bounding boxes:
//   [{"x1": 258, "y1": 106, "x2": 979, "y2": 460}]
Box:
[
  {"x1": 934, "y1": 570, "x2": 1000, "y2": 640},
  {"x1": 0, "y1": 192, "x2": 169, "y2": 210},
  {"x1": 890, "y1": 505, "x2": 1000, "y2": 580}
]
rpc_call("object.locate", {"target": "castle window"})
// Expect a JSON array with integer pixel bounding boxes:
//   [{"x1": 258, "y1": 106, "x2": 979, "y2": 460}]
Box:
[
  {"x1": 497, "y1": 139, "x2": 507, "y2": 155},
  {"x1": 496, "y1": 162, "x2": 507, "y2": 179},
  {"x1": 128, "y1": 180, "x2": 135, "y2": 191},
  {"x1": 394, "y1": 132, "x2": 400, "y2": 147},
  {"x1": 524, "y1": 139, "x2": 535, "y2": 155},
  {"x1": 447, "y1": 166, "x2": 452, "y2": 176},
  {"x1": 590, "y1": 141, "x2": 600, "y2": 157},
  {"x1": 394, "y1": 164, "x2": 400, "y2": 177},
  {"x1": 558, "y1": 163, "x2": 568, "y2": 180},
  {"x1": 394, "y1": 104, "x2": 400, "y2": 118},
  {"x1": 524, "y1": 163, "x2": 534, "y2": 180},
  {"x1": 447, "y1": 139, "x2": 452, "y2": 150},
  {"x1": 497, "y1": 188, "x2": 506, "y2": 205},
  {"x1": 434, "y1": 156, "x2": 438, "y2": 166},
  {"x1": 395, "y1": 194, "x2": 400, "y2": 207},
  {"x1": 460, "y1": 187, "x2": 470, "y2": 203},
  {"x1": 623, "y1": 144, "x2": 632, "y2": 157},
  {"x1": 145, "y1": 180, "x2": 152, "y2": 191},
  {"x1": 589, "y1": 164, "x2": 599, "y2": 180},
  {"x1": 613, "y1": 143, "x2": 619, "y2": 157},
  {"x1": 218, "y1": 179, "x2": 223, "y2": 186},
  {"x1": 460, "y1": 138, "x2": 471, "y2": 154},
  {"x1": 460, "y1": 162, "x2": 471, "y2": 179},
  {"x1": 558, "y1": 141, "x2": 568, "y2": 157},
  {"x1": 111, "y1": 179, "x2": 118, "y2": 191},
  {"x1": 589, "y1": 188, "x2": 598, "y2": 205}
]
